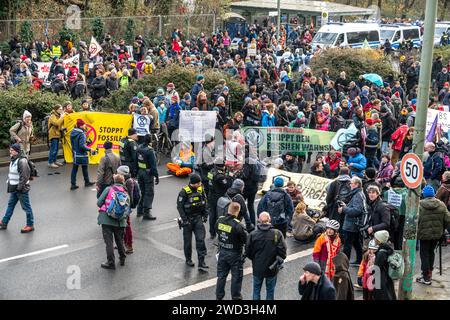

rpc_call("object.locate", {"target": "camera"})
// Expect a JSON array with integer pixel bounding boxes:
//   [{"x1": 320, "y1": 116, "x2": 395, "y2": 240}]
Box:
[
  {"x1": 90, "y1": 148, "x2": 99, "y2": 156},
  {"x1": 269, "y1": 256, "x2": 284, "y2": 273}
]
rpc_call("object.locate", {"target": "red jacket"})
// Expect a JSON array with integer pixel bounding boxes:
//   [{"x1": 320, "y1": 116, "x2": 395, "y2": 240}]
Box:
[
  {"x1": 391, "y1": 124, "x2": 409, "y2": 151},
  {"x1": 325, "y1": 151, "x2": 342, "y2": 172}
]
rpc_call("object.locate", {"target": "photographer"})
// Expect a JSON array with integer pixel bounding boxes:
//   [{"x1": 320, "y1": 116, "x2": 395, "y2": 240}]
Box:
[{"x1": 245, "y1": 212, "x2": 287, "y2": 300}]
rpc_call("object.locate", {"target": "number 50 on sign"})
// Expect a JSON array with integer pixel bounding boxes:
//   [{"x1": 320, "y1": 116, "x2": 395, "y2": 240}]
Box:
[{"x1": 400, "y1": 153, "x2": 424, "y2": 189}]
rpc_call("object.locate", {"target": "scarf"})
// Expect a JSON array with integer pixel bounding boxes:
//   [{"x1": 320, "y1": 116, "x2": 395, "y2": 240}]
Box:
[{"x1": 325, "y1": 234, "x2": 341, "y2": 280}]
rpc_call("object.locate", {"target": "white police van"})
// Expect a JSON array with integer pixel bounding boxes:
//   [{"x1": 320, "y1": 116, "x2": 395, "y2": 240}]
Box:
[
  {"x1": 434, "y1": 22, "x2": 450, "y2": 47},
  {"x1": 379, "y1": 24, "x2": 422, "y2": 49},
  {"x1": 311, "y1": 23, "x2": 381, "y2": 50}
]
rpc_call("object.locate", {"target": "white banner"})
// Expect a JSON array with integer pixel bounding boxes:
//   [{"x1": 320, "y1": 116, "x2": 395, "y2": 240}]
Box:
[
  {"x1": 179, "y1": 111, "x2": 217, "y2": 142},
  {"x1": 247, "y1": 42, "x2": 257, "y2": 57},
  {"x1": 426, "y1": 108, "x2": 450, "y2": 134},
  {"x1": 330, "y1": 123, "x2": 358, "y2": 150},
  {"x1": 133, "y1": 114, "x2": 151, "y2": 136},
  {"x1": 261, "y1": 168, "x2": 332, "y2": 210},
  {"x1": 35, "y1": 54, "x2": 79, "y2": 80},
  {"x1": 89, "y1": 36, "x2": 102, "y2": 58}
]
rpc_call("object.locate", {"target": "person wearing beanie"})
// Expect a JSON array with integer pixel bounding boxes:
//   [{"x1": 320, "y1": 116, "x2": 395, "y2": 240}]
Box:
[
  {"x1": 372, "y1": 228, "x2": 397, "y2": 300},
  {"x1": 136, "y1": 134, "x2": 159, "y2": 220},
  {"x1": 346, "y1": 146, "x2": 367, "y2": 179},
  {"x1": 298, "y1": 261, "x2": 336, "y2": 300},
  {"x1": 257, "y1": 176, "x2": 294, "y2": 238},
  {"x1": 0, "y1": 144, "x2": 35, "y2": 233},
  {"x1": 283, "y1": 152, "x2": 300, "y2": 173},
  {"x1": 191, "y1": 75, "x2": 205, "y2": 108},
  {"x1": 119, "y1": 128, "x2": 139, "y2": 178},
  {"x1": 96, "y1": 141, "x2": 120, "y2": 198},
  {"x1": 423, "y1": 142, "x2": 444, "y2": 192},
  {"x1": 223, "y1": 179, "x2": 255, "y2": 232},
  {"x1": 177, "y1": 173, "x2": 208, "y2": 270},
  {"x1": 9, "y1": 110, "x2": 34, "y2": 156},
  {"x1": 357, "y1": 239, "x2": 379, "y2": 299},
  {"x1": 416, "y1": 184, "x2": 450, "y2": 285},
  {"x1": 69, "y1": 119, "x2": 95, "y2": 190}
]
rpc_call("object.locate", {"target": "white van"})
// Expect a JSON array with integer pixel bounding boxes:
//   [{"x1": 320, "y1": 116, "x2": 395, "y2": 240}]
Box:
[
  {"x1": 434, "y1": 22, "x2": 450, "y2": 47},
  {"x1": 379, "y1": 24, "x2": 422, "y2": 49},
  {"x1": 312, "y1": 23, "x2": 381, "y2": 50}
]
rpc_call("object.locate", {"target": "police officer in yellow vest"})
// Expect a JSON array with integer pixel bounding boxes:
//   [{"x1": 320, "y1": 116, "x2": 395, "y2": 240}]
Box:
[
  {"x1": 51, "y1": 41, "x2": 62, "y2": 59},
  {"x1": 215, "y1": 201, "x2": 247, "y2": 300},
  {"x1": 137, "y1": 134, "x2": 159, "y2": 220},
  {"x1": 177, "y1": 173, "x2": 209, "y2": 270},
  {"x1": 119, "y1": 128, "x2": 139, "y2": 178}
]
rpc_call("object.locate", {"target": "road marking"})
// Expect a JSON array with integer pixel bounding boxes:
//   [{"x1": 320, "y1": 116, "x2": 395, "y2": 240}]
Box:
[
  {"x1": 147, "y1": 247, "x2": 313, "y2": 300},
  {"x1": 159, "y1": 175, "x2": 175, "y2": 179},
  {"x1": 0, "y1": 245, "x2": 69, "y2": 264}
]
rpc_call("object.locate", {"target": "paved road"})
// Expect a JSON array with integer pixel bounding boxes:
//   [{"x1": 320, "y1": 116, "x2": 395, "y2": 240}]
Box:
[{"x1": 0, "y1": 160, "x2": 448, "y2": 300}]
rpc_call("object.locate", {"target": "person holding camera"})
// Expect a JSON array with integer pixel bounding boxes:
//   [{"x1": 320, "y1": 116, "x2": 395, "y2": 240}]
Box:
[
  {"x1": 215, "y1": 201, "x2": 247, "y2": 300},
  {"x1": 245, "y1": 211, "x2": 287, "y2": 300},
  {"x1": 177, "y1": 173, "x2": 208, "y2": 270},
  {"x1": 70, "y1": 119, "x2": 95, "y2": 190}
]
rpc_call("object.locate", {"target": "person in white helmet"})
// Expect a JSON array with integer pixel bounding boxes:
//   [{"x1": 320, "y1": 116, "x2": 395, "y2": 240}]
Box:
[{"x1": 312, "y1": 219, "x2": 342, "y2": 280}]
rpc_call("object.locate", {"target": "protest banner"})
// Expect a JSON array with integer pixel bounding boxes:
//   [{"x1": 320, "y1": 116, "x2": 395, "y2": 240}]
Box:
[
  {"x1": 133, "y1": 114, "x2": 151, "y2": 136},
  {"x1": 426, "y1": 108, "x2": 450, "y2": 134},
  {"x1": 89, "y1": 36, "x2": 102, "y2": 58},
  {"x1": 179, "y1": 110, "x2": 217, "y2": 142},
  {"x1": 63, "y1": 112, "x2": 132, "y2": 164},
  {"x1": 243, "y1": 127, "x2": 335, "y2": 154},
  {"x1": 247, "y1": 41, "x2": 257, "y2": 56},
  {"x1": 260, "y1": 168, "x2": 331, "y2": 210},
  {"x1": 35, "y1": 54, "x2": 80, "y2": 80},
  {"x1": 329, "y1": 123, "x2": 358, "y2": 150}
]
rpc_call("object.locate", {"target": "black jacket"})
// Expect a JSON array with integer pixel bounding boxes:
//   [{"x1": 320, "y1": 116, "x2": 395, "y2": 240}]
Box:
[
  {"x1": 245, "y1": 223, "x2": 287, "y2": 278},
  {"x1": 368, "y1": 198, "x2": 391, "y2": 234},
  {"x1": 216, "y1": 214, "x2": 247, "y2": 253},
  {"x1": 226, "y1": 187, "x2": 249, "y2": 222},
  {"x1": 298, "y1": 274, "x2": 336, "y2": 300},
  {"x1": 136, "y1": 144, "x2": 158, "y2": 178},
  {"x1": 90, "y1": 76, "x2": 107, "y2": 100},
  {"x1": 332, "y1": 252, "x2": 354, "y2": 300},
  {"x1": 374, "y1": 242, "x2": 397, "y2": 300}
]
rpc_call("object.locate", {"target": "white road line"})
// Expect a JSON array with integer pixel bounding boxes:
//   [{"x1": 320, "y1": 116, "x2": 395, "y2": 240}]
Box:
[
  {"x1": 159, "y1": 175, "x2": 175, "y2": 179},
  {"x1": 147, "y1": 248, "x2": 313, "y2": 300},
  {"x1": 0, "y1": 245, "x2": 69, "y2": 264}
]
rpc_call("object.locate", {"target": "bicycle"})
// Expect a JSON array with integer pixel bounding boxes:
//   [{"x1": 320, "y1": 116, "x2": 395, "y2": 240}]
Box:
[{"x1": 151, "y1": 124, "x2": 173, "y2": 165}]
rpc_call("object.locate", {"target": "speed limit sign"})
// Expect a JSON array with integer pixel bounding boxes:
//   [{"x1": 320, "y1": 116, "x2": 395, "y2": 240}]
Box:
[{"x1": 400, "y1": 153, "x2": 424, "y2": 189}]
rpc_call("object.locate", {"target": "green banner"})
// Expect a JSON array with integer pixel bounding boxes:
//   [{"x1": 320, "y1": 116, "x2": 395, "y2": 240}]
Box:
[{"x1": 243, "y1": 127, "x2": 335, "y2": 153}]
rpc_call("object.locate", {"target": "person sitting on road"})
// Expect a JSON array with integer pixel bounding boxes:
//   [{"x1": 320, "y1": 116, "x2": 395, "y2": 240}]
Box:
[
  {"x1": 292, "y1": 201, "x2": 317, "y2": 242},
  {"x1": 167, "y1": 141, "x2": 195, "y2": 177}
]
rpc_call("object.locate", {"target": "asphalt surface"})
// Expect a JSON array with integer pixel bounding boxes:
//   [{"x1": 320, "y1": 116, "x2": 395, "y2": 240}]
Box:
[{"x1": 0, "y1": 159, "x2": 448, "y2": 300}]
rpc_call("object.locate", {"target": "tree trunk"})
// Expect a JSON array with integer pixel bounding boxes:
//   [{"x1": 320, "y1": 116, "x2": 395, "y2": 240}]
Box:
[
  {"x1": 441, "y1": 0, "x2": 449, "y2": 21},
  {"x1": 377, "y1": 0, "x2": 382, "y2": 11}
]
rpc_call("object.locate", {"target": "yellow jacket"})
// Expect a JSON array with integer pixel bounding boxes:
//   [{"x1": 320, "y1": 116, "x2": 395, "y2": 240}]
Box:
[{"x1": 48, "y1": 111, "x2": 65, "y2": 140}]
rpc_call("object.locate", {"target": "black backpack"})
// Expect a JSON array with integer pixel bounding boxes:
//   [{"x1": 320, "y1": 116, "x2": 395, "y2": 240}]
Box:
[
  {"x1": 384, "y1": 201, "x2": 400, "y2": 234},
  {"x1": 330, "y1": 115, "x2": 346, "y2": 132},
  {"x1": 20, "y1": 157, "x2": 38, "y2": 180},
  {"x1": 335, "y1": 180, "x2": 352, "y2": 204},
  {"x1": 266, "y1": 191, "x2": 286, "y2": 225}
]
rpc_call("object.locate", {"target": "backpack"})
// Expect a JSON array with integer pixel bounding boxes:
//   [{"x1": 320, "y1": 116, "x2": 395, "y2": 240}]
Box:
[
  {"x1": 42, "y1": 114, "x2": 51, "y2": 137},
  {"x1": 20, "y1": 157, "x2": 38, "y2": 180},
  {"x1": 330, "y1": 115, "x2": 346, "y2": 132},
  {"x1": 127, "y1": 178, "x2": 141, "y2": 209},
  {"x1": 266, "y1": 191, "x2": 286, "y2": 225},
  {"x1": 335, "y1": 180, "x2": 352, "y2": 204},
  {"x1": 381, "y1": 249, "x2": 405, "y2": 280},
  {"x1": 252, "y1": 159, "x2": 267, "y2": 183},
  {"x1": 216, "y1": 194, "x2": 232, "y2": 217},
  {"x1": 106, "y1": 186, "x2": 131, "y2": 220},
  {"x1": 384, "y1": 202, "x2": 400, "y2": 234},
  {"x1": 210, "y1": 87, "x2": 222, "y2": 104}
]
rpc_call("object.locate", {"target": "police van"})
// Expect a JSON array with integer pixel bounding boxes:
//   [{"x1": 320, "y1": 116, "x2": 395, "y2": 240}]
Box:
[
  {"x1": 434, "y1": 22, "x2": 450, "y2": 47},
  {"x1": 379, "y1": 24, "x2": 422, "y2": 49},
  {"x1": 311, "y1": 23, "x2": 381, "y2": 50}
]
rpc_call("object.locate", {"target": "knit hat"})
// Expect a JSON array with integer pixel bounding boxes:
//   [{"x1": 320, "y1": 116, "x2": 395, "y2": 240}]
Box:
[
  {"x1": 223, "y1": 86, "x2": 229, "y2": 91},
  {"x1": 232, "y1": 179, "x2": 245, "y2": 190},
  {"x1": 362, "y1": 89, "x2": 369, "y2": 95},
  {"x1": 347, "y1": 147, "x2": 357, "y2": 156},
  {"x1": 189, "y1": 173, "x2": 201, "y2": 184},
  {"x1": 137, "y1": 92, "x2": 145, "y2": 99},
  {"x1": 128, "y1": 128, "x2": 137, "y2": 136},
  {"x1": 297, "y1": 111, "x2": 305, "y2": 119},
  {"x1": 167, "y1": 82, "x2": 175, "y2": 88},
  {"x1": 274, "y1": 176, "x2": 284, "y2": 188},
  {"x1": 197, "y1": 75, "x2": 204, "y2": 81},
  {"x1": 303, "y1": 262, "x2": 322, "y2": 276},
  {"x1": 374, "y1": 230, "x2": 390, "y2": 244},
  {"x1": 76, "y1": 119, "x2": 86, "y2": 127},
  {"x1": 394, "y1": 91, "x2": 400, "y2": 98},
  {"x1": 422, "y1": 185, "x2": 435, "y2": 198},
  {"x1": 23, "y1": 110, "x2": 32, "y2": 120},
  {"x1": 103, "y1": 141, "x2": 113, "y2": 150},
  {"x1": 117, "y1": 165, "x2": 130, "y2": 176},
  {"x1": 10, "y1": 143, "x2": 21, "y2": 153}
]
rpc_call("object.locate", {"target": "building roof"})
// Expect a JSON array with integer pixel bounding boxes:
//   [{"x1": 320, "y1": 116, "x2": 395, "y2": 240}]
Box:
[{"x1": 230, "y1": 0, "x2": 375, "y2": 16}]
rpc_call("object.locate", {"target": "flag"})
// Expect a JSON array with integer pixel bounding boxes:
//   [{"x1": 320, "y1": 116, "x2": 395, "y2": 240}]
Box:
[
  {"x1": 426, "y1": 114, "x2": 438, "y2": 143},
  {"x1": 89, "y1": 36, "x2": 102, "y2": 58}
]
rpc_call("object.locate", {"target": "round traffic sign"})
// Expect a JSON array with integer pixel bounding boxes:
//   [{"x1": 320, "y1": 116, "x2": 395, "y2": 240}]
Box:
[{"x1": 400, "y1": 153, "x2": 423, "y2": 189}]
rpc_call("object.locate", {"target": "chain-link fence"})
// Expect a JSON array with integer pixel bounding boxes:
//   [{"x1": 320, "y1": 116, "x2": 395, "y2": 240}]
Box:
[{"x1": 0, "y1": 14, "x2": 216, "y2": 44}]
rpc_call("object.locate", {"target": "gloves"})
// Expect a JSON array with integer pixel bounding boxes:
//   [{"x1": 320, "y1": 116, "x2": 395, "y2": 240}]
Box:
[
  {"x1": 155, "y1": 176, "x2": 159, "y2": 185},
  {"x1": 202, "y1": 215, "x2": 208, "y2": 223},
  {"x1": 357, "y1": 277, "x2": 363, "y2": 287}
]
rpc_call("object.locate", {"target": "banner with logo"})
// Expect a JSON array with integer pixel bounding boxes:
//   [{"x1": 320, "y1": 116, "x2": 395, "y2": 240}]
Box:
[
  {"x1": 35, "y1": 54, "x2": 80, "y2": 80},
  {"x1": 62, "y1": 112, "x2": 133, "y2": 164},
  {"x1": 133, "y1": 114, "x2": 151, "y2": 136},
  {"x1": 179, "y1": 111, "x2": 217, "y2": 142},
  {"x1": 243, "y1": 127, "x2": 335, "y2": 153},
  {"x1": 89, "y1": 36, "x2": 102, "y2": 58},
  {"x1": 426, "y1": 108, "x2": 450, "y2": 134},
  {"x1": 330, "y1": 123, "x2": 358, "y2": 151},
  {"x1": 261, "y1": 168, "x2": 332, "y2": 210}
]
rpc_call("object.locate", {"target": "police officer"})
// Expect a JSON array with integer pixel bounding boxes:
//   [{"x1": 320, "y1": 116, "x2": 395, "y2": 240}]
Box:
[
  {"x1": 208, "y1": 158, "x2": 233, "y2": 239},
  {"x1": 177, "y1": 173, "x2": 209, "y2": 270},
  {"x1": 136, "y1": 134, "x2": 159, "y2": 220},
  {"x1": 215, "y1": 201, "x2": 247, "y2": 300},
  {"x1": 197, "y1": 134, "x2": 217, "y2": 197},
  {"x1": 119, "y1": 128, "x2": 139, "y2": 178}
]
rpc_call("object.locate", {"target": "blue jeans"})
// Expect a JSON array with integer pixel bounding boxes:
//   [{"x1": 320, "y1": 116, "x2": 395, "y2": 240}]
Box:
[
  {"x1": 71, "y1": 164, "x2": 90, "y2": 186},
  {"x1": 253, "y1": 275, "x2": 278, "y2": 300},
  {"x1": 381, "y1": 141, "x2": 390, "y2": 156},
  {"x1": 2, "y1": 191, "x2": 34, "y2": 227},
  {"x1": 48, "y1": 138, "x2": 59, "y2": 164}
]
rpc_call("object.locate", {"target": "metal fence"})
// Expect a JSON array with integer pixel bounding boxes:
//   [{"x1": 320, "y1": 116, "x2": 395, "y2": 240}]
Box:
[{"x1": 0, "y1": 14, "x2": 216, "y2": 44}]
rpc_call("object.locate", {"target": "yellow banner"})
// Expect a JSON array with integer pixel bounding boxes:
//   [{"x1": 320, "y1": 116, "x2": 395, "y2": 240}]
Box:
[
  {"x1": 260, "y1": 168, "x2": 332, "y2": 210},
  {"x1": 62, "y1": 112, "x2": 133, "y2": 164}
]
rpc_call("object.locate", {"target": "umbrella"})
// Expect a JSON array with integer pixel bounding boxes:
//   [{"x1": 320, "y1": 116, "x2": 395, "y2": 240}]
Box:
[{"x1": 363, "y1": 73, "x2": 383, "y2": 87}]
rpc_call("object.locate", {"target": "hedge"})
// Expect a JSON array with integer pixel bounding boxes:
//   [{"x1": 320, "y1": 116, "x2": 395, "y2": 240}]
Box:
[
  {"x1": 309, "y1": 48, "x2": 396, "y2": 81},
  {"x1": 434, "y1": 46, "x2": 450, "y2": 63}
]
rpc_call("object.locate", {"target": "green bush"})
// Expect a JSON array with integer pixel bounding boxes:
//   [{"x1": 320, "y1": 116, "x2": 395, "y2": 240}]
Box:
[
  {"x1": 434, "y1": 46, "x2": 450, "y2": 63},
  {"x1": 309, "y1": 48, "x2": 396, "y2": 81},
  {"x1": 0, "y1": 84, "x2": 80, "y2": 147},
  {"x1": 100, "y1": 64, "x2": 247, "y2": 113}
]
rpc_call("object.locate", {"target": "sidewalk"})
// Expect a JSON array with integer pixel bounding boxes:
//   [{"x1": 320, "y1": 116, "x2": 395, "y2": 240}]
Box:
[
  {"x1": 0, "y1": 144, "x2": 63, "y2": 167},
  {"x1": 412, "y1": 264, "x2": 450, "y2": 300}
]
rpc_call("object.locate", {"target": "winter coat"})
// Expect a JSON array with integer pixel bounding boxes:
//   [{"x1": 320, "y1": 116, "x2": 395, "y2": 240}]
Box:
[
  {"x1": 343, "y1": 188, "x2": 366, "y2": 233},
  {"x1": 261, "y1": 111, "x2": 276, "y2": 127},
  {"x1": 70, "y1": 127, "x2": 91, "y2": 165},
  {"x1": 347, "y1": 153, "x2": 367, "y2": 178},
  {"x1": 90, "y1": 76, "x2": 107, "y2": 100},
  {"x1": 436, "y1": 183, "x2": 450, "y2": 211},
  {"x1": 283, "y1": 158, "x2": 299, "y2": 173},
  {"x1": 325, "y1": 174, "x2": 351, "y2": 221},
  {"x1": 48, "y1": 111, "x2": 65, "y2": 140},
  {"x1": 96, "y1": 149, "x2": 121, "y2": 187},
  {"x1": 316, "y1": 112, "x2": 331, "y2": 131},
  {"x1": 423, "y1": 151, "x2": 444, "y2": 181},
  {"x1": 373, "y1": 243, "x2": 397, "y2": 300},
  {"x1": 376, "y1": 161, "x2": 394, "y2": 186},
  {"x1": 96, "y1": 183, "x2": 128, "y2": 228},
  {"x1": 365, "y1": 128, "x2": 379, "y2": 157},
  {"x1": 190, "y1": 83, "x2": 204, "y2": 107},
  {"x1": 298, "y1": 274, "x2": 336, "y2": 300},
  {"x1": 391, "y1": 125, "x2": 409, "y2": 151},
  {"x1": 245, "y1": 223, "x2": 287, "y2": 278},
  {"x1": 368, "y1": 198, "x2": 391, "y2": 234},
  {"x1": 226, "y1": 187, "x2": 248, "y2": 222},
  {"x1": 7, "y1": 155, "x2": 31, "y2": 193},
  {"x1": 313, "y1": 233, "x2": 342, "y2": 278},
  {"x1": 381, "y1": 113, "x2": 397, "y2": 142},
  {"x1": 257, "y1": 188, "x2": 294, "y2": 226},
  {"x1": 417, "y1": 197, "x2": 450, "y2": 241},
  {"x1": 332, "y1": 253, "x2": 354, "y2": 300},
  {"x1": 292, "y1": 211, "x2": 316, "y2": 241},
  {"x1": 9, "y1": 121, "x2": 34, "y2": 154}
]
